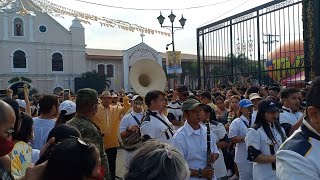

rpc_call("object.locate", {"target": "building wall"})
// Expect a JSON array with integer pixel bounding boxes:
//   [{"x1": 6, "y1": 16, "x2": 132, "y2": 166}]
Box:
[{"x1": 0, "y1": 4, "x2": 86, "y2": 94}]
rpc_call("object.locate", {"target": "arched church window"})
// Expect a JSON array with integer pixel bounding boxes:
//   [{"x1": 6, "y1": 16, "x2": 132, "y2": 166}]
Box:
[
  {"x1": 97, "y1": 64, "x2": 105, "y2": 75},
  {"x1": 106, "y1": 64, "x2": 114, "y2": 77},
  {"x1": 52, "y1": 53, "x2": 63, "y2": 71},
  {"x1": 14, "y1": 18, "x2": 24, "y2": 36},
  {"x1": 13, "y1": 50, "x2": 26, "y2": 68}
]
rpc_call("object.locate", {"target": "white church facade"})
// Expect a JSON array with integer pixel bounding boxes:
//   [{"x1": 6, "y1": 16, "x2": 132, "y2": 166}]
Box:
[{"x1": 0, "y1": 0, "x2": 198, "y2": 94}]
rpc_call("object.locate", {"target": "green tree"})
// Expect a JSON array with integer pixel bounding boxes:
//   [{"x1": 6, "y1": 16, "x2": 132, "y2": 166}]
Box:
[{"x1": 81, "y1": 70, "x2": 112, "y2": 89}]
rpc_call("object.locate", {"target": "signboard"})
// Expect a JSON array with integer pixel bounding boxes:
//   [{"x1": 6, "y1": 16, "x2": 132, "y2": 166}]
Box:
[{"x1": 166, "y1": 51, "x2": 182, "y2": 74}]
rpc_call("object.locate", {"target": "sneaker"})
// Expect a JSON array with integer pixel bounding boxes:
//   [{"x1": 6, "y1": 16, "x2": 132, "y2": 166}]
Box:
[{"x1": 228, "y1": 174, "x2": 239, "y2": 180}]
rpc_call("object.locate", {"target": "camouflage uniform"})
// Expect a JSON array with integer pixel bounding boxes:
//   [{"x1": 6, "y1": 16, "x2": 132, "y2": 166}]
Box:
[{"x1": 68, "y1": 116, "x2": 111, "y2": 180}]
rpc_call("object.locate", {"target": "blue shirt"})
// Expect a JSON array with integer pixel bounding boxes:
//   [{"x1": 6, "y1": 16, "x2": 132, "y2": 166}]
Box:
[{"x1": 31, "y1": 117, "x2": 55, "y2": 150}]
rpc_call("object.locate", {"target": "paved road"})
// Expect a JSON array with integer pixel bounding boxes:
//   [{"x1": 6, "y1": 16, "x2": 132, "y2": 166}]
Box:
[{"x1": 116, "y1": 148, "x2": 126, "y2": 179}]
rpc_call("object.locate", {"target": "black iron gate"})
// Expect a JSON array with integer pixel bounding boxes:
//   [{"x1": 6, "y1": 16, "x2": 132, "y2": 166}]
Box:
[{"x1": 197, "y1": 0, "x2": 309, "y2": 89}]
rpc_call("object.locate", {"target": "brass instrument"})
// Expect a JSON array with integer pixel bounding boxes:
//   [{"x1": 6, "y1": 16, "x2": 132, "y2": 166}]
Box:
[{"x1": 118, "y1": 59, "x2": 167, "y2": 151}]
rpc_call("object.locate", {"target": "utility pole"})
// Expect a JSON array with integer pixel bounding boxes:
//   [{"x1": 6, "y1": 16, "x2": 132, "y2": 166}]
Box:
[{"x1": 263, "y1": 34, "x2": 280, "y2": 52}]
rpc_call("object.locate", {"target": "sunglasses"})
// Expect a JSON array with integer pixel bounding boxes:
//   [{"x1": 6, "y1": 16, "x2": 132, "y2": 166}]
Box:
[{"x1": 2, "y1": 128, "x2": 14, "y2": 137}]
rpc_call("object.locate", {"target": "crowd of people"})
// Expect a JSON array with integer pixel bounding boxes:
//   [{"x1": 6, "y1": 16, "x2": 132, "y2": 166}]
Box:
[{"x1": 0, "y1": 76, "x2": 320, "y2": 180}]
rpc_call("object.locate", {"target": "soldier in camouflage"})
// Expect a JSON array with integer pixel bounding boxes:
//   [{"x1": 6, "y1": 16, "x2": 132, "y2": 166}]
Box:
[{"x1": 68, "y1": 88, "x2": 111, "y2": 180}]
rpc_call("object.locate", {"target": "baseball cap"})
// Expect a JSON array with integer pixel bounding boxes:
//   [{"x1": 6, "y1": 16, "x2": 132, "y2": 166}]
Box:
[
  {"x1": 239, "y1": 99, "x2": 254, "y2": 108},
  {"x1": 258, "y1": 100, "x2": 279, "y2": 112},
  {"x1": 249, "y1": 93, "x2": 262, "y2": 101},
  {"x1": 59, "y1": 100, "x2": 76, "y2": 115},
  {"x1": 181, "y1": 98, "x2": 201, "y2": 111},
  {"x1": 101, "y1": 90, "x2": 112, "y2": 97},
  {"x1": 131, "y1": 95, "x2": 143, "y2": 101},
  {"x1": 16, "y1": 99, "x2": 26, "y2": 109}
]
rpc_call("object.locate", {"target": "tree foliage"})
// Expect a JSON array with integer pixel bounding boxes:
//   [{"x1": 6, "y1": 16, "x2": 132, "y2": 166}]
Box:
[{"x1": 81, "y1": 70, "x2": 111, "y2": 89}]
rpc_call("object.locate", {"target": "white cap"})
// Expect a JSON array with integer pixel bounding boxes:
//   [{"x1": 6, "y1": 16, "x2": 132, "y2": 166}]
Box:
[
  {"x1": 249, "y1": 93, "x2": 262, "y2": 101},
  {"x1": 59, "y1": 100, "x2": 76, "y2": 115},
  {"x1": 16, "y1": 99, "x2": 26, "y2": 109},
  {"x1": 131, "y1": 95, "x2": 142, "y2": 101}
]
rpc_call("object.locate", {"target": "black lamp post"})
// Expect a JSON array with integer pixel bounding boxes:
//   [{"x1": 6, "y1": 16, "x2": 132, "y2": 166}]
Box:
[{"x1": 157, "y1": 11, "x2": 186, "y2": 88}]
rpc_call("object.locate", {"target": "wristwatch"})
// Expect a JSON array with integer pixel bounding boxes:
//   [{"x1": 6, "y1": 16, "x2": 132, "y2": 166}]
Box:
[{"x1": 198, "y1": 168, "x2": 202, "y2": 178}]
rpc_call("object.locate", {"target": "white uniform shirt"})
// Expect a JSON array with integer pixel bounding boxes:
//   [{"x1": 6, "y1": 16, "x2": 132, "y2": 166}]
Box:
[
  {"x1": 167, "y1": 100, "x2": 183, "y2": 130},
  {"x1": 229, "y1": 115, "x2": 252, "y2": 164},
  {"x1": 119, "y1": 111, "x2": 144, "y2": 168},
  {"x1": 251, "y1": 110, "x2": 258, "y2": 126},
  {"x1": 279, "y1": 106, "x2": 303, "y2": 125},
  {"x1": 209, "y1": 122, "x2": 228, "y2": 178},
  {"x1": 277, "y1": 120, "x2": 320, "y2": 180},
  {"x1": 140, "y1": 110, "x2": 174, "y2": 144},
  {"x1": 246, "y1": 124, "x2": 285, "y2": 180},
  {"x1": 172, "y1": 121, "x2": 220, "y2": 180}
]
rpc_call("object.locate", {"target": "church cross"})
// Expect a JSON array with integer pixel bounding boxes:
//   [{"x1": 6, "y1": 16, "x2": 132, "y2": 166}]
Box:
[{"x1": 140, "y1": 32, "x2": 145, "y2": 42}]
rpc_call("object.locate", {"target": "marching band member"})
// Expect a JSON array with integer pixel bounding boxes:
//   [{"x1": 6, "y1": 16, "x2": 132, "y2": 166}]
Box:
[
  {"x1": 140, "y1": 90, "x2": 174, "y2": 143},
  {"x1": 279, "y1": 87, "x2": 303, "y2": 136},
  {"x1": 200, "y1": 104, "x2": 229, "y2": 179},
  {"x1": 167, "y1": 85, "x2": 189, "y2": 130},
  {"x1": 119, "y1": 95, "x2": 144, "y2": 168},
  {"x1": 246, "y1": 100, "x2": 286, "y2": 180},
  {"x1": 229, "y1": 99, "x2": 254, "y2": 180},
  {"x1": 277, "y1": 77, "x2": 320, "y2": 180},
  {"x1": 172, "y1": 99, "x2": 220, "y2": 180}
]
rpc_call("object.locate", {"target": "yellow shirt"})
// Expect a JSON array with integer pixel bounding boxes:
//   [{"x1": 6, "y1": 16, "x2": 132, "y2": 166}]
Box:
[
  {"x1": 91, "y1": 100, "x2": 109, "y2": 136},
  {"x1": 104, "y1": 96, "x2": 130, "y2": 149}
]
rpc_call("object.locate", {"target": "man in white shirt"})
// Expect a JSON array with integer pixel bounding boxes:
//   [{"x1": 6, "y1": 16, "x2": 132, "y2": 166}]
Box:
[
  {"x1": 167, "y1": 85, "x2": 189, "y2": 130},
  {"x1": 279, "y1": 87, "x2": 303, "y2": 136},
  {"x1": 172, "y1": 98, "x2": 220, "y2": 180},
  {"x1": 140, "y1": 90, "x2": 174, "y2": 144},
  {"x1": 249, "y1": 93, "x2": 262, "y2": 125},
  {"x1": 119, "y1": 95, "x2": 144, "y2": 168},
  {"x1": 277, "y1": 77, "x2": 320, "y2": 180},
  {"x1": 31, "y1": 94, "x2": 58, "y2": 150}
]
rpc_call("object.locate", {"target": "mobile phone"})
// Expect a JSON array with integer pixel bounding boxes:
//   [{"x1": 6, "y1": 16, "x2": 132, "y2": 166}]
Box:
[{"x1": 63, "y1": 89, "x2": 70, "y2": 100}]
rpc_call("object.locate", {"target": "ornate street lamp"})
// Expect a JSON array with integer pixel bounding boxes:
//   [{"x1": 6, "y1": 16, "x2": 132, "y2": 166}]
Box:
[{"x1": 157, "y1": 11, "x2": 187, "y2": 88}]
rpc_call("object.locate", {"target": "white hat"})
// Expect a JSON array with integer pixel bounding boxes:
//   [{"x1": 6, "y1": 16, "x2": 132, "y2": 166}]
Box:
[
  {"x1": 16, "y1": 99, "x2": 26, "y2": 109},
  {"x1": 131, "y1": 95, "x2": 143, "y2": 101},
  {"x1": 249, "y1": 93, "x2": 262, "y2": 101},
  {"x1": 59, "y1": 100, "x2": 76, "y2": 115}
]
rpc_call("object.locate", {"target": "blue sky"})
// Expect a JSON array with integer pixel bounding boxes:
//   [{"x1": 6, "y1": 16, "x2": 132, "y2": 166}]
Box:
[{"x1": 53, "y1": 0, "x2": 273, "y2": 54}]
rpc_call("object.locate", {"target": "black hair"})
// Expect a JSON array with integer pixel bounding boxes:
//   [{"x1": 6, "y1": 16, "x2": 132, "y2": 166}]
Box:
[
  {"x1": 306, "y1": 77, "x2": 320, "y2": 109},
  {"x1": 145, "y1": 90, "x2": 165, "y2": 107},
  {"x1": 2, "y1": 98, "x2": 21, "y2": 139},
  {"x1": 38, "y1": 94, "x2": 59, "y2": 114},
  {"x1": 246, "y1": 86, "x2": 260, "y2": 95},
  {"x1": 43, "y1": 138, "x2": 98, "y2": 180},
  {"x1": 254, "y1": 101, "x2": 286, "y2": 144},
  {"x1": 269, "y1": 86, "x2": 281, "y2": 93},
  {"x1": 55, "y1": 110, "x2": 76, "y2": 127},
  {"x1": 15, "y1": 112, "x2": 33, "y2": 143},
  {"x1": 280, "y1": 87, "x2": 300, "y2": 99},
  {"x1": 200, "y1": 91, "x2": 211, "y2": 100},
  {"x1": 200, "y1": 104, "x2": 217, "y2": 123}
]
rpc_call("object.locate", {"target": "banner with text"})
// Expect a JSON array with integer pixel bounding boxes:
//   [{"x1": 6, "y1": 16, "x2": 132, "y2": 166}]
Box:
[{"x1": 166, "y1": 51, "x2": 182, "y2": 74}]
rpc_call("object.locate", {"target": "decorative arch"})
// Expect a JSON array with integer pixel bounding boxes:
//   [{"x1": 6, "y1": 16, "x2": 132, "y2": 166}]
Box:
[
  {"x1": 52, "y1": 52, "x2": 63, "y2": 71},
  {"x1": 13, "y1": 17, "x2": 24, "y2": 36}
]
